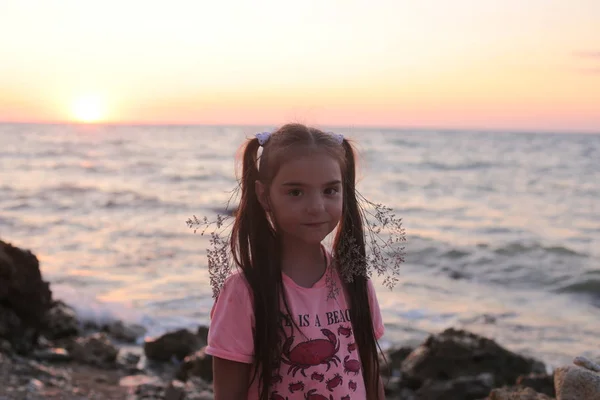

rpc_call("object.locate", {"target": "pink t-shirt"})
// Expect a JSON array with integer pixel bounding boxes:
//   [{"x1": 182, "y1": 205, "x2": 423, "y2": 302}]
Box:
[{"x1": 205, "y1": 258, "x2": 385, "y2": 400}]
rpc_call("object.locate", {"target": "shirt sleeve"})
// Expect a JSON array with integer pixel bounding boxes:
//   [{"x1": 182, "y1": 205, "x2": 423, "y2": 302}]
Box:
[
  {"x1": 205, "y1": 273, "x2": 255, "y2": 364},
  {"x1": 367, "y1": 279, "x2": 385, "y2": 340}
]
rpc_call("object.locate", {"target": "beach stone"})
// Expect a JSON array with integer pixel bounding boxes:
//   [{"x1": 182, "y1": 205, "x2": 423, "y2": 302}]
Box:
[
  {"x1": 382, "y1": 346, "x2": 414, "y2": 376},
  {"x1": 70, "y1": 332, "x2": 118, "y2": 367},
  {"x1": 517, "y1": 373, "x2": 555, "y2": 397},
  {"x1": 554, "y1": 364, "x2": 600, "y2": 400},
  {"x1": 383, "y1": 375, "x2": 402, "y2": 394},
  {"x1": 0, "y1": 337, "x2": 12, "y2": 354},
  {"x1": 117, "y1": 350, "x2": 143, "y2": 372},
  {"x1": 573, "y1": 355, "x2": 600, "y2": 372},
  {"x1": 105, "y1": 320, "x2": 147, "y2": 343},
  {"x1": 33, "y1": 347, "x2": 72, "y2": 363},
  {"x1": 26, "y1": 378, "x2": 44, "y2": 393},
  {"x1": 129, "y1": 378, "x2": 167, "y2": 399},
  {"x1": 119, "y1": 374, "x2": 163, "y2": 388},
  {"x1": 184, "y1": 377, "x2": 213, "y2": 400},
  {"x1": 144, "y1": 329, "x2": 203, "y2": 362},
  {"x1": 487, "y1": 386, "x2": 553, "y2": 399},
  {"x1": 401, "y1": 328, "x2": 545, "y2": 391},
  {"x1": 0, "y1": 239, "x2": 52, "y2": 352},
  {"x1": 0, "y1": 305, "x2": 21, "y2": 339},
  {"x1": 165, "y1": 380, "x2": 186, "y2": 400},
  {"x1": 196, "y1": 326, "x2": 209, "y2": 345},
  {"x1": 41, "y1": 300, "x2": 80, "y2": 339},
  {"x1": 386, "y1": 387, "x2": 417, "y2": 400},
  {"x1": 416, "y1": 372, "x2": 495, "y2": 399},
  {"x1": 175, "y1": 347, "x2": 213, "y2": 382}
]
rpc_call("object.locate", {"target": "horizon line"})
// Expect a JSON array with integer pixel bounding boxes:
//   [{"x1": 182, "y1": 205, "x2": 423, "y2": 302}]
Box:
[{"x1": 0, "y1": 120, "x2": 599, "y2": 136}]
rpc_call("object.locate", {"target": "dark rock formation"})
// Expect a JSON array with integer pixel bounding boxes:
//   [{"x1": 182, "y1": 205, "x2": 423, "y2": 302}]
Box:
[{"x1": 0, "y1": 239, "x2": 52, "y2": 353}]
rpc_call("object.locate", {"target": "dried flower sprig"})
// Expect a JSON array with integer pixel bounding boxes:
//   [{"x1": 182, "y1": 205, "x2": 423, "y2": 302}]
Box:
[
  {"x1": 187, "y1": 190, "x2": 405, "y2": 298},
  {"x1": 186, "y1": 214, "x2": 235, "y2": 298},
  {"x1": 333, "y1": 194, "x2": 406, "y2": 291}
]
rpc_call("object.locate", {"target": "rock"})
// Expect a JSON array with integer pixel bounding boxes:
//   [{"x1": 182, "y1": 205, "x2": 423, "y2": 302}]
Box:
[
  {"x1": 554, "y1": 364, "x2": 600, "y2": 400},
  {"x1": 32, "y1": 347, "x2": 72, "y2": 363},
  {"x1": 176, "y1": 347, "x2": 213, "y2": 382},
  {"x1": 105, "y1": 320, "x2": 147, "y2": 343},
  {"x1": 196, "y1": 326, "x2": 209, "y2": 345},
  {"x1": 185, "y1": 377, "x2": 214, "y2": 400},
  {"x1": 573, "y1": 356, "x2": 600, "y2": 372},
  {"x1": 0, "y1": 305, "x2": 37, "y2": 354},
  {"x1": 26, "y1": 378, "x2": 44, "y2": 393},
  {"x1": 488, "y1": 386, "x2": 554, "y2": 399},
  {"x1": 0, "y1": 305, "x2": 21, "y2": 338},
  {"x1": 0, "y1": 239, "x2": 52, "y2": 352},
  {"x1": 41, "y1": 300, "x2": 80, "y2": 339},
  {"x1": 416, "y1": 372, "x2": 495, "y2": 400},
  {"x1": 69, "y1": 332, "x2": 119, "y2": 367},
  {"x1": 144, "y1": 329, "x2": 203, "y2": 362},
  {"x1": 165, "y1": 380, "x2": 186, "y2": 400},
  {"x1": 0, "y1": 337, "x2": 12, "y2": 354},
  {"x1": 383, "y1": 375, "x2": 402, "y2": 395},
  {"x1": 517, "y1": 373, "x2": 555, "y2": 397},
  {"x1": 382, "y1": 346, "x2": 414, "y2": 376},
  {"x1": 117, "y1": 350, "x2": 142, "y2": 372},
  {"x1": 119, "y1": 374, "x2": 164, "y2": 388},
  {"x1": 401, "y1": 328, "x2": 545, "y2": 390},
  {"x1": 128, "y1": 378, "x2": 167, "y2": 399}
]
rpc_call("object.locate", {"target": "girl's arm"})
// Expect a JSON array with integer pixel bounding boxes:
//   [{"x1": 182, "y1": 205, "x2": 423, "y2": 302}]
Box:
[{"x1": 213, "y1": 357, "x2": 251, "y2": 400}]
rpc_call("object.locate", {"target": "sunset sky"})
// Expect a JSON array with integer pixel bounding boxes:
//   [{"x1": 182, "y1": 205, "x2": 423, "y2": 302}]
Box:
[{"x1": 0, "y1": 0, "x2": 599, "y2": 132}]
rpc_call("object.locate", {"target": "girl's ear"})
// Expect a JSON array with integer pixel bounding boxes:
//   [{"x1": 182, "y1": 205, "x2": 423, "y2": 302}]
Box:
[{"x1": 255, "y1": 180, "x2": 270, "y2": 212}]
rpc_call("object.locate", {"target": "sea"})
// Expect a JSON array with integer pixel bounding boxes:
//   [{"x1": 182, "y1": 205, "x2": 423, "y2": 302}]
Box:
[{"x1": 1, "y1": 123, "x2": 598, "y2": 369}]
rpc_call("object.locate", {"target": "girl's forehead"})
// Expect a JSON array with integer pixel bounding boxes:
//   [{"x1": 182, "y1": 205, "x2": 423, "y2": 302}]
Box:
[{"x1": 272, "y1": 152, "x2": 342, "y2": 184}]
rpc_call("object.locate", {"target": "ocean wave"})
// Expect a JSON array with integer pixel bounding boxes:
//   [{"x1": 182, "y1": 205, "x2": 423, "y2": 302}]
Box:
[
  {"x1": 493, "y1": 242, "x2": 587, "y2": 258},
  {"x1": 51, "y1": 284, "x2": 147, "y2": 330},
  {"x1": 163, "y1": 173, "x2": 213, "y2": 183},
  {"x1": 422, "y1": 161, "x2": 497, "y2": 171},
  {"x1": 43, "y1": 183, "x2": 96, "y2": 195},
  {"x1": 19, "y1": 185, "x2": 187, "y2": 211},
  {"x1": 390, "y1": 139, "x2": 421, "y2": 148},
  {"x1": 555, "y1": 278, "x2": 600, "y2": 296}
]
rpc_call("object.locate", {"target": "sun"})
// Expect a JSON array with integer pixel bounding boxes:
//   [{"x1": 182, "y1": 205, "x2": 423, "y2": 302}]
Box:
[{"x1": 71, "y1": 95, "x2": 106, "y2": 123}]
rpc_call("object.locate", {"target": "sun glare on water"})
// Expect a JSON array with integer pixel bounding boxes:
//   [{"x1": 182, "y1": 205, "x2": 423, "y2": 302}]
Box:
[{"x1": 71, "y1": 95, "x2": 106, "y2": 123}]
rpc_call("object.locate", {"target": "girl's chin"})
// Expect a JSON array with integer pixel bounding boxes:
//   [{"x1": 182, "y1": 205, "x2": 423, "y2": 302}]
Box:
[{"x1": 281, "y1": 232, "x2": 331, "y2": 246}]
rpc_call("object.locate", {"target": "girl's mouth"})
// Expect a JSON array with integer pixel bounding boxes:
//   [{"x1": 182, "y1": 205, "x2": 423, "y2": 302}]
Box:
[{"x1": 304, "y1": 222, "x2": 326, "y2": 227}]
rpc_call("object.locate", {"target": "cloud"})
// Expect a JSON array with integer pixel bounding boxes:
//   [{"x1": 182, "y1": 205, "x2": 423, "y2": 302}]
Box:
[
  {"x1": 574, "y1": 51, "x2": 600, "y2": 59},
  {"x1": 580, "y1": 67, "x2": 600, "y2": 75}
]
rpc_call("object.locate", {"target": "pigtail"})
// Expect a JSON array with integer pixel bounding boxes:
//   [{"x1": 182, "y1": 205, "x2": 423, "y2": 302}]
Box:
[
  {"x1": 334, "y1": 139, "x2": 382, "y2": 400},
  {"x1": 231, "y1": 137, "x2": 283, "y2": 400}
]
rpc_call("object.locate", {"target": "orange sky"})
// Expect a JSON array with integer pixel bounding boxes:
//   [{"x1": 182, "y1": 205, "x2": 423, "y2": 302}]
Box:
[{"x1": 0, "y1": 0, "x2": 599, "y2": 132}]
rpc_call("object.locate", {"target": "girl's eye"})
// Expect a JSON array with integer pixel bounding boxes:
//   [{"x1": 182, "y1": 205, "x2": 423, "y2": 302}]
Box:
[
  {"x1": 288, "y1": 189, "x2": 302, "y2": 197},
  {"x1": 324, "y1": 187, "x2": 339, "y2": 195}
]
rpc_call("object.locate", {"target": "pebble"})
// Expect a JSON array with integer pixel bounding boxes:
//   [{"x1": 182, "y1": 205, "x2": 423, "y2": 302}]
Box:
[
  {"x1": 573, "y1": 356, "x2": 600, "y2": 372},
  {"x1": 27, "y1": 378, "x2": 44, "y2": 392}
]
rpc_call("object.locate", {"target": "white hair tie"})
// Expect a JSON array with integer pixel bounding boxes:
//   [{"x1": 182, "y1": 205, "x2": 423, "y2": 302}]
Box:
[
  {"x1": 328, "y1": 132, "x2": 344, "y2": 144},
  {"x1": 255, "y1": 132, "x2": 272, "y2": 146}
]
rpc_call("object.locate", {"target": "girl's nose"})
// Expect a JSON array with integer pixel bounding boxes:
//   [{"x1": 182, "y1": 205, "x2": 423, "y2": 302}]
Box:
[{"x1": 306, "y1": 194, "x2": 326, "y2": 214}]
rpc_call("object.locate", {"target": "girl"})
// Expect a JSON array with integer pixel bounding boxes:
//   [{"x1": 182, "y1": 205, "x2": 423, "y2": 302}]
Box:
[{"x1": 204, "y1": 124, "x2": 388, "y2": 400}]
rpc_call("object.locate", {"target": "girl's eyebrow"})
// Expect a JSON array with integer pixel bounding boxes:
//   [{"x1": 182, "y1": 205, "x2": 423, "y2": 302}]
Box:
[{"x1": 281, "y1": 180, "x2": 342, "y2": 187}]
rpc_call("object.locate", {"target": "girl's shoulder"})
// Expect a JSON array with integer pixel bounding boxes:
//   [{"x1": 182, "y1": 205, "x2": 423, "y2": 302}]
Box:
[{"x1": 219, "y1": 270, "x2": 252, "y2": 297}]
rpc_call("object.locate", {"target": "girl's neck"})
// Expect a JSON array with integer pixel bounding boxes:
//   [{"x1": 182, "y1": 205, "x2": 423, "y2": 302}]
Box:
[{"x1": 280, "y1": 238, "x2": 327, "y2": 288}]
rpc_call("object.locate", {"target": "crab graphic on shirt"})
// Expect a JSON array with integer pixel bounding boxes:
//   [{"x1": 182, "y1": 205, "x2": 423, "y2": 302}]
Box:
[{"x1": 280, "y1": 328, "x2": 341, "y2": 377}]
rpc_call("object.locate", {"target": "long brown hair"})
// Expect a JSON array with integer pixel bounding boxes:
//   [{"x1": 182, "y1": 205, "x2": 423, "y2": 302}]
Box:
[{"x1": 230, "y1": 123, "x2": 381, "y2": 400}]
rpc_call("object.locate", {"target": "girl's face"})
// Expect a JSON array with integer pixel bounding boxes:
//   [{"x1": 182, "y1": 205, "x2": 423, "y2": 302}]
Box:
[{"x1": 258, "y1": 151, "x2": 344, "y2": 245}]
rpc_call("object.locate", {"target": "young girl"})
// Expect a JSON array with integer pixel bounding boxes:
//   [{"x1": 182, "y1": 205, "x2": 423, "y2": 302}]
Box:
[{"x1": 204, "y1": 124, "x2": 388, "y2": 400}]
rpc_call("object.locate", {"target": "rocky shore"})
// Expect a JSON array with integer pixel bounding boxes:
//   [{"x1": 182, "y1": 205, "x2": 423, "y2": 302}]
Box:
[{"x1": 1, "y1": 238, "x2": 598, "y2": 399}]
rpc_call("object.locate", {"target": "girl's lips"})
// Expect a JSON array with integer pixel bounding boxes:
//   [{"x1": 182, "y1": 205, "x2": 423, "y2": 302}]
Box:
[{"x1": 304, "y1": 222, "x2": 327, "y2": 227}]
